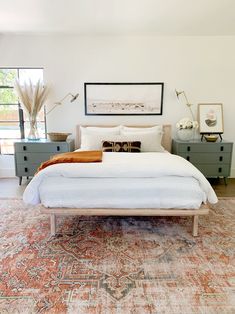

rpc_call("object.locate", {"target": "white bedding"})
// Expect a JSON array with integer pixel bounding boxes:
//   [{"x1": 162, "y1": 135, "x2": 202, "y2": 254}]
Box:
[
  {"x1": 23, "y1": 152, "x2": 218, "y2": 207},
  {"x1": 39, "y1": 177, "x2": 205, "y2": 209}
]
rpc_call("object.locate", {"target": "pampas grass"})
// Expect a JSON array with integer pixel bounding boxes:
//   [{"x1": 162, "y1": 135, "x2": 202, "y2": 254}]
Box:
[{"x1": 14, "y1": 79, "x2": 49, "y2": 120}]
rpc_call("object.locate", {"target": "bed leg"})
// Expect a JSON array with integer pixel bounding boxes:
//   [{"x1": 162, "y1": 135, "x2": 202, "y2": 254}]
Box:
[
  {"x1": 50, "y1": 214, "x2": 56, "y2": 236},
  {"x1": 192, "y1": 215, "x2": 199, "y2": 237}
]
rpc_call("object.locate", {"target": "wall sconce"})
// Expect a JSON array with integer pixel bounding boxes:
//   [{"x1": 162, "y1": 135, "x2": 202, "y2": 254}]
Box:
[
  {"x1": 46, "y1": 92, "x2": 79, "y2": 115},
  {"x1": 175, "y1": 89, "x2": 195, "y2": 120}
]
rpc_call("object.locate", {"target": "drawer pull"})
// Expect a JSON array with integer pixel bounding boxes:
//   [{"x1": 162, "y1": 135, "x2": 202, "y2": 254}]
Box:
[
  {"x1": 186, "y1": 156, "x2": 190, "y2": 161},
  {"x1": 219, "y1": 156, "x2": 223, "y2": 162},
  {"x1": 23, "y1": 145, "x2": 27, "y2": 151},
  {"x1": 25, "y1": 167, "x2": 28, "y2": 173},
  {"x1": 24, "y1": 156, "x2": 27, "y2": 161},
  {"x1": 220, "y1": 146, "x2": 224, "y2": 151},
  {"x1": 187, "y1": 146, "x2": 191, "y2": 152},
  {"x1": 218, "y1": 167, "x2": 222, "y2": 173},
  {"x1": 57, "y1": 146, "x2": 60, "y2": 151}
]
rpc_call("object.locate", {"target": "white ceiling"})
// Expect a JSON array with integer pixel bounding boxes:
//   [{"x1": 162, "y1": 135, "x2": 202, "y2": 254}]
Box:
[{"x1": 0, "y1": 0, "x2": 235, "y2": 35}]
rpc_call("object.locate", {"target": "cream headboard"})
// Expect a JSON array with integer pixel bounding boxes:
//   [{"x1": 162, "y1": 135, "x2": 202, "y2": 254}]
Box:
[{"x1": 75, "y1": 124, "x2": 172, "y2": 152}]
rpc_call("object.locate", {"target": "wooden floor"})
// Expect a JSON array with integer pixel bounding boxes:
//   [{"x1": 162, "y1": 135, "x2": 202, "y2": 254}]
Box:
[
  {"x1": 208, "y1": 178, "x2": 235, "y2": 197},
  {"x1": 0, "y1": 177, "x2": 27, "y2": 198},
  {"x1": 0, "y1": 177, "x2": 235, "y2": 199}
]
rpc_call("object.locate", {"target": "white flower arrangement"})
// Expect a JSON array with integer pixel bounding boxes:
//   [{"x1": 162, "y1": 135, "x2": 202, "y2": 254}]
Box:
[{"x1": 176, "y1": 117, "x2": 199, "y2": 130}]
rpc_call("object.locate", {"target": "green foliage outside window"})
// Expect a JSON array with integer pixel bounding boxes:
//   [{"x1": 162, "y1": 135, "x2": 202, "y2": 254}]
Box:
[
  {"x1": 0, "y1": 70, "x2": 18, "y2": 117},
  {"x1": 0, "y1": 69, "x2": 17, "y2": 86}
]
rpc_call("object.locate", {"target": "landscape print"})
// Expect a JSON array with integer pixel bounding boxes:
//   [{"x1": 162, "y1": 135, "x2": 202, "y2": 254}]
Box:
[{"x1": 85, "y1": 83, "x2": 164, "y2": 115}]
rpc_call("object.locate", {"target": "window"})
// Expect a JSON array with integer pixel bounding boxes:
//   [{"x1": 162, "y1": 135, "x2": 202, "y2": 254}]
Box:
[{"x1": 0, "y1": 68, "x2": 45, "y2": 154}]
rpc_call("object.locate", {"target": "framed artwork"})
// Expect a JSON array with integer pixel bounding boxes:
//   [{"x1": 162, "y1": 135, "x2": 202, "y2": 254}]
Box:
[
  {"x1": 84, "y1": 82, "x2": 164, "y2": 115},
  {"x1": 198, "y1": 103, "x2": 224, "y2": 134}
]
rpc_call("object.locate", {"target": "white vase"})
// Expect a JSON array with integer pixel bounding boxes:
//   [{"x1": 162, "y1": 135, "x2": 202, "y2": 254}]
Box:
[
  {"x1": 28, "y1": 117, "x2": 40, "y2": 140},
  {"x1": 177, "y1": 129, "x2": 194, "y2": 141}
]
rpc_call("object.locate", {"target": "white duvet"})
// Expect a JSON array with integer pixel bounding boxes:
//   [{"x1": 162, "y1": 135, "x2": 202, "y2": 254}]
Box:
[{"x1": 23, "y1": 152, "x2": 218, "y2": 206}]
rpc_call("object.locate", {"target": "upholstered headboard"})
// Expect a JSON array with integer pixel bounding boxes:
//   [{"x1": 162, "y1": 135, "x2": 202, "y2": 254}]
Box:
[{"x1": 75, "y1": 124, "x2": 172, "y2": 152}]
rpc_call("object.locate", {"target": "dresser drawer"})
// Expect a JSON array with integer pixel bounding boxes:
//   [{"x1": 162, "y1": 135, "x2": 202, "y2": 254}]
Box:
[
  {"x1": 172, "y1": 139, "x2": 233, "y2": 179},
  {"x1": 196, "y1": 164, "x2": 231, "y2": 177},
  {"x1": 15, "y1": 142, "x2": 69, "y2": 153},
  {"x1": 180, "y1": 152, "x2": 231, "y2": 164},
  {"x1": 14, "y1": 139, "x2": 74, "y2": 184},
  {"x1": 15, "y1": 164, "x2": 39, "y2": 177},
  {"x1": 177, "y1": 143, "x2": 232, "y2": 153},
  {"x1": 15, "y1": 152, "x2": 54, "y2": 164}
]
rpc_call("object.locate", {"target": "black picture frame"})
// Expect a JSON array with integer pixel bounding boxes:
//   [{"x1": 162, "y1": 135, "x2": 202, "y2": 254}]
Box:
[{"x1": 84, "y1": 82, "x2": 164, "y2": 116}]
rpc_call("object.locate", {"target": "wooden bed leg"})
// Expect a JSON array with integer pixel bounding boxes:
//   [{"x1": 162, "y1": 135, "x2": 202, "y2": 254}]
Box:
[
  {"x1": 50, "y1": 214, "x2": 56, "y2": 236},
  {"x1": 192, "y1": 215, "x2": 199, "y2": 237}
]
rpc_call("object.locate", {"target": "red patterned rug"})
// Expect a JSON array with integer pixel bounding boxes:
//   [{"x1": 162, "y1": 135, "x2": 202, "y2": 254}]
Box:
[{"x1": 0, "y1": 198, "x2": 234, "y2": 314}]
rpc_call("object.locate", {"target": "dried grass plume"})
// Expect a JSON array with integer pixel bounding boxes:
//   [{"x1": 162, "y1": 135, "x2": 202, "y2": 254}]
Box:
[{"x1": 14, "y1": 79, "x2": 49, "y2": 119}]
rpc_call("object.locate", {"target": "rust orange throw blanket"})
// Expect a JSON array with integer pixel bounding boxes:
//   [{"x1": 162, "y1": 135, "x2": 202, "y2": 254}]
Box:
[{"x1": 37, "y1": 150, "x2": 103, "y2": 173}]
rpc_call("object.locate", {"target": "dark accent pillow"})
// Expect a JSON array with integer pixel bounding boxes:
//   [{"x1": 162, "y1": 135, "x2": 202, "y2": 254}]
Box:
[{"x1": 102, "y1": 141, "x2": 141, "y2": 152}]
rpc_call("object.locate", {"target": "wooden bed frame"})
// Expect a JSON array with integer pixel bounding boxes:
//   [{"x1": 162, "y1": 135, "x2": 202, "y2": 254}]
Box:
[{"x1": 41, "y1": 124, "x2": 209, "y2": 237}]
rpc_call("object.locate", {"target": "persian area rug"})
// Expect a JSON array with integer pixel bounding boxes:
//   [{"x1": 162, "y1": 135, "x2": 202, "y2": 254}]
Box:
[{"x1": 0, "y1": 199, "x2": 234, "y2": 314}]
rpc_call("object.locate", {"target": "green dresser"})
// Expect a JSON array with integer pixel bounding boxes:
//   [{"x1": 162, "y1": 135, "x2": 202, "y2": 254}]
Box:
[
  {"x1": 14, "y1": 139, "x2": 74, "y2": 185},
  {"x1": 172, "y1": 139, "x2": 233, "y2": 182}
]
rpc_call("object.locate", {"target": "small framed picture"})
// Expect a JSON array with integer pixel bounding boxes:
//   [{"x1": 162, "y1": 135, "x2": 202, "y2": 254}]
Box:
[{"x1": 198, "y1": 103, "x2": 224, "y2": 134}]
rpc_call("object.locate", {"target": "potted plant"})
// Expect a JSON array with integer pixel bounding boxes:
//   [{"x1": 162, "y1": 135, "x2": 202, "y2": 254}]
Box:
[
  {"x1": 175, "y1": 89, "x2": 199, "y2": 141},
  {"x1": 15, "y1": 79, "x2": 49, "y2": 140},
  {"x1": 176, "y1": 117, "x2": 198, "y2": 141}
]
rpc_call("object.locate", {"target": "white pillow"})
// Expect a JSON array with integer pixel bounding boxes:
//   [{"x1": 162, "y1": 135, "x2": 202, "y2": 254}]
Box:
[
  {"x1": 81, "y1": 126, "x2": 121, "y2": 133},
  {"x1": 80, "y1": 126, "x2": 121, "y2": 150},
  {"x1": 120, "y1": 130, "x2": 164, "y2": 152},
  {"x1": 79, "y1": 126, "x2": 164, "y2": 152},
  {"x1": 121, "y1": 125, "x2": 162, "y2": 133},
  {"x1": 80, "y1": 134, "x2": 120, "y2": 150},
  {"x1": 80, "y1": 131, "x2": 164, "y2": 152}
]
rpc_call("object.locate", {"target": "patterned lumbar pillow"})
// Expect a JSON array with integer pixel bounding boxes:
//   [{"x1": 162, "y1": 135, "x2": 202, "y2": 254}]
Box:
[{"x1": 102, "y1": 141, "x2": 141, "y2": 152}]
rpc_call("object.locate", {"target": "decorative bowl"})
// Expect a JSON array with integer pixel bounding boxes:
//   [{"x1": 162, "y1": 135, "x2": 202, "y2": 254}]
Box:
[
  {"x1": 204, "y1": 135, "x2": 218, "y2": 142},
  {"x1": 47, "y1": 132, "x2": 71, "y2": 142}
]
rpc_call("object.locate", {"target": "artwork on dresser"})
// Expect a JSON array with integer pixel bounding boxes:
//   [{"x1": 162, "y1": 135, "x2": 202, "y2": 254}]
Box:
[
  {"x1": 198, "y1": 103, "x2": 224, "y2": 134},
  {"x1": 84, "y1": 82, "x2": 164, "y2": 115}
]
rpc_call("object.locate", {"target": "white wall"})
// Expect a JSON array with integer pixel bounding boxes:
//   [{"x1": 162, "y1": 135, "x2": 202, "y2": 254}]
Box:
[{"x1": 0, "y1": 34, "x2": 235, "y2": 176}]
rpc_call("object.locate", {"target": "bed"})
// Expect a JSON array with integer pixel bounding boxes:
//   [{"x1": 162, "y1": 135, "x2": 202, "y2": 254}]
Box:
[{"x1": 23, "y1": 124, "x2": 218, "y2": 237}]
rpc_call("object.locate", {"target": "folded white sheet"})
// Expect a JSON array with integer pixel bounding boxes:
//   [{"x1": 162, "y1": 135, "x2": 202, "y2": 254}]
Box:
[{"x1": 23, "y1": 152, "x2": 218, "y2": 206}]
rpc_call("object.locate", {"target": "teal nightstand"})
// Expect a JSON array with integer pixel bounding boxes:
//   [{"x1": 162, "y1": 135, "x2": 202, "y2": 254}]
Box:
[
  {"x1": 14, "y1": 139, "x2": 74, "y2": 185},
  {"x1": 172, "y1": 139, "x2": 233, "y2": 184}
]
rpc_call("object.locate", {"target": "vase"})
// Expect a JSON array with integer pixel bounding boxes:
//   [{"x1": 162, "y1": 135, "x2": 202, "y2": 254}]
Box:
[
  {"x1": 28, "y1": 117, "x2": 40, "y2": 140},
  {"x1": 177, "y1": 129, "x2": 194, "y2": 141}
]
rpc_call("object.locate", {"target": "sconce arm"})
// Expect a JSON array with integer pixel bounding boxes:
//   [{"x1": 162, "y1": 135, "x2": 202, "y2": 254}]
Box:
[{"x1": 46, "y1": 103, "x2": 61, "y2": 115}]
